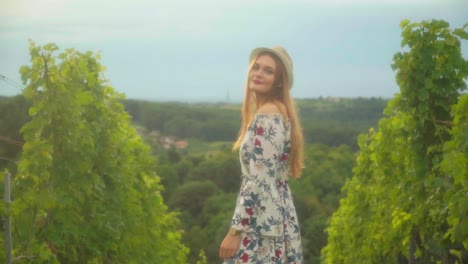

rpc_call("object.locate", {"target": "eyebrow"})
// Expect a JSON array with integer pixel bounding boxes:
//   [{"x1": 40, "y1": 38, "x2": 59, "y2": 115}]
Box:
[{"x1": 254, "y1": 63, "x2": 275, "y2": 71}]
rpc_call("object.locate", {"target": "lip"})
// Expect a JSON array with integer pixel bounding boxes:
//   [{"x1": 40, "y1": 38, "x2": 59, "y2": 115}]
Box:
[{"x1": 253, "y1": 80, "x2": 263, "y2": 85}]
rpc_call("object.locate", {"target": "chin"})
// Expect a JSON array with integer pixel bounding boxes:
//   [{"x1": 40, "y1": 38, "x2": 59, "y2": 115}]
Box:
[{"x1": 249, "y1": 85, "x2": 263, "y2": 93}]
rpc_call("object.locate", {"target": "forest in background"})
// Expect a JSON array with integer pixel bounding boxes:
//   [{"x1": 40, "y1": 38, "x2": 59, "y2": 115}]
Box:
[
  {"x1": 0, "y1": 95, "x2": 386, "y2": 263},
  {"x1": 0, "y1": 19, "x2": 467, "y2": 264},
  {"x1": 122, "y1": 96, "x2": 387, "y2": 150}
]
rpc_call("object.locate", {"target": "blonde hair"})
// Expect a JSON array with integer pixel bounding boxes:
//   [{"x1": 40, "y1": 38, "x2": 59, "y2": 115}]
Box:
[{"x1": 233, "y1": 52, "x2": 304, "y2": 178}]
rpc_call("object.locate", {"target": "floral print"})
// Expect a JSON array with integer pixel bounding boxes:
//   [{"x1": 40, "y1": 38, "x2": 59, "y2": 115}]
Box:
[{"x1": 224, "y1": 114, "x2": 303, "y2": 264}]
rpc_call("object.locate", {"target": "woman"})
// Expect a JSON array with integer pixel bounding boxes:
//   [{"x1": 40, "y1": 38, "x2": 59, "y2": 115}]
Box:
[{"x1": 219, "y1": 46, "x2": 304, "y2": 263}]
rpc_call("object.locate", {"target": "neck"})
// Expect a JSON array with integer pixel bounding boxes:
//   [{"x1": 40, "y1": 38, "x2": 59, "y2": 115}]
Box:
[{"x1": 255, "y1": 92, "x2": 272, "y2": 108}]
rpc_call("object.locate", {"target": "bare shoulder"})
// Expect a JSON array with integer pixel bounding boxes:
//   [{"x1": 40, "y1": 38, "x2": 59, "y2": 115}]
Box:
[{"x1": 257, "y1": 103, "x2": 282, "y2": 114}]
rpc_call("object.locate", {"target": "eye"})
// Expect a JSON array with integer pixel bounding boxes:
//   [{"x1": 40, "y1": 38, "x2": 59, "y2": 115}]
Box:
[
  {"x1": 252, "y1": 64, "x2": 260, "y2": 70},
  {"x1": 265, "y1": 68, "x2": 274, "y2": 75}
]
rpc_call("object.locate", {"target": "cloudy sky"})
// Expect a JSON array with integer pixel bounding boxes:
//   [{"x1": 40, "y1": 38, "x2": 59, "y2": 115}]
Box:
[{"x1": 1, "y1": 0, "x2": 467, "y2": 102}]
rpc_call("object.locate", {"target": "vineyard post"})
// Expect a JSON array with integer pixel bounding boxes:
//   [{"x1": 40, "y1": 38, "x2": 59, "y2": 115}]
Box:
[
  {"x1": 4, "y1": 171, "x2": 12, "y2": 264},
  {"x1": 409, "y1": 236, "x2": 415, "y2": 264}
]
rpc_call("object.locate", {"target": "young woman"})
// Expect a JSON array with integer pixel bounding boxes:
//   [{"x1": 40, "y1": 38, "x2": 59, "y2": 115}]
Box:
[{"x1": 219, "y1": 46, "x2": 304, "y2": 263}]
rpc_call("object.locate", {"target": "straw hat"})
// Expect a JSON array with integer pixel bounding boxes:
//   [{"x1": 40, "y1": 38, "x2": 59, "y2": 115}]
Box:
[{"x1": 249, "y1": 46, "x2": 294, "y2": 89}]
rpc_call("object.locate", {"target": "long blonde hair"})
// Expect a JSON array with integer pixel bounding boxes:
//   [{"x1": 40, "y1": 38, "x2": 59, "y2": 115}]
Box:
[{"x1": 233, "y1": 52, "x2": 304, "y2": 178}]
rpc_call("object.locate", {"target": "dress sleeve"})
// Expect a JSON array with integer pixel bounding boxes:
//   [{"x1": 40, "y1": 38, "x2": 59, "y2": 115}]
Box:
[{"x1": 231, "y1": 115, "x2": 285, "y2": 236}]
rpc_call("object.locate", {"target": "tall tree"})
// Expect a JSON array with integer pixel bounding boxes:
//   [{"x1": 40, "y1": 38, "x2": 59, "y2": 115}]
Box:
[
  {"x1": 9, "y1": 41, "x2": 188, "y2": 263},
  {"x1": 322, "y1": 20, "x2": 468, "y2": 263}
]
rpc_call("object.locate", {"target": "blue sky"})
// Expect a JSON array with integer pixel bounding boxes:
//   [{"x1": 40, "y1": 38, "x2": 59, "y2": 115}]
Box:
[{"x1": 1, "y1": 0, "x2": 467, "y2": 102}]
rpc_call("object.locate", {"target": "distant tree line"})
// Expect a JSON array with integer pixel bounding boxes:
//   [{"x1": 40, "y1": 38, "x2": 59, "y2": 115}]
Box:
[{"x1": 122, "y1": 97, "x2": 388, "y2": 149}]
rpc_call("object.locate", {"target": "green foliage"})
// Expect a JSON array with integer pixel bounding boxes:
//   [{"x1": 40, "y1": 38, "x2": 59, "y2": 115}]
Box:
[
  {"x1": 290, "y1": 144, "x2": 355, "y2": 263},
  {"x1": 122, "y1": 97, "x2": 387, "y2": 150},
  {"x1": 441, "y1": 95, "x2": 468, "y2": 251},
  {"x1": 0, "y1": 95, "x2": 386, "y2": 263},
  {"x1": 195, "y1": 250, "x2": 208, "y2": 264},
  {"x1": 10, "y1": 41, "x2": 188, "y2": 263},
  {"x1": 1, "y1": 97, "x2": 380, "y2": 263},
  {"x1": 158, "y1": 149, "x2": 239, "y2": 263},
  {"x1": 323, "y1": 19, "x2": 468, "y2": 263},
  {"x1": 298, "y1": 97, "x2": 388, "y2": 149},
  {"x1": 187, "y1": 150, "x2": 241, "y2": 193},
  {"x1": 123, "y1": 100, "x2": 241, "y2": 142},
  {"x1": 0, "y1": 95, "x2": 29, "y2": 171},
  {"x1": 0, "y1": 96, "x2": 387, "y2": 157},
  {"x1": 168, "y1": 180, "x2": 221, "y2": 223}
]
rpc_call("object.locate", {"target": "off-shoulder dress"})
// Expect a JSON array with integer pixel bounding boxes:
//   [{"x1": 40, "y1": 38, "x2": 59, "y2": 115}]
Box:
[{"x1": 224, "y1": 114, "x2": 303, "y2": 264}]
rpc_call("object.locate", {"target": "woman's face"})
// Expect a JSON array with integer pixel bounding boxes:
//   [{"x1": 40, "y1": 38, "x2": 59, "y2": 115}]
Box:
[{"x1": 249, "y1": 54, "x2": 277, "y2": 94}]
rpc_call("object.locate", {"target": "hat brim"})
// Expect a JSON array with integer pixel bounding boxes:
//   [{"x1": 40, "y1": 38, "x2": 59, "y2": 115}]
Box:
[{"x1": 249, "y1": 47, "x2": 294, "y2": 89}]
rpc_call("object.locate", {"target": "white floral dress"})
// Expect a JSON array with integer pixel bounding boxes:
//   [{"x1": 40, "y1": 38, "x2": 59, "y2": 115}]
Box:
[{"x1": 224, "y1": 114, "x2": 303, "y2": 264}]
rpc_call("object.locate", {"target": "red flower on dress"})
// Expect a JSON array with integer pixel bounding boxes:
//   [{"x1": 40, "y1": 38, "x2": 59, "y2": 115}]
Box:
[
  {"x1": 275, "y1": 249, "x2": 282, "y2": 258},
  {"x1": 254, "y1": 138, "x2": 261, "y2": 146},
  {"x1": 241, "y1": 252, "x2": 250, "y2": 262},
  {"x1": 242, "y1": 236, "x2": 250, "y2": 247},
  {"x1": 256, "y1": 126, "x2": 264, "y2": 135},
  {"x1": 241, "y1": 218, "x2": 249, "y2": 226},
  {"x1": 281, "y1": 153, "x2": 288, "y2": 161},
  {"x1": 245, "y1": 207, "x2": 253, "y2": 216}
]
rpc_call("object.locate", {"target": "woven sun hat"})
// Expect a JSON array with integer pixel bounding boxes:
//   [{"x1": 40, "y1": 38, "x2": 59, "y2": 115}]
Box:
[{"x1": 249, "y1": 46, "x2": 294, "y2": 89}]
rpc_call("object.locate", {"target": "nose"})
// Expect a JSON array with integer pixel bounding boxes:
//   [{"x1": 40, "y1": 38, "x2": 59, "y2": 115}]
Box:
[{"x1": 251, "y1": 67, "x2": 262, "y2": 77}]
